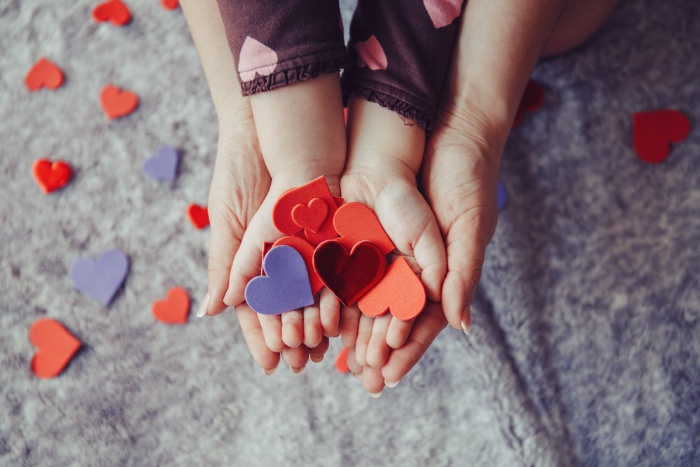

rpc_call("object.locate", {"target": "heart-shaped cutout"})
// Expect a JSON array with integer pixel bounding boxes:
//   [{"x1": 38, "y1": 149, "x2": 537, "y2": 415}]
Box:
[
  {"x1": 246, "y1": 245, "x2": 315, "y2": 315},
  {"x1": 161, "y1": 0, "x2": 179, "y2": 10},
  {"x1": 152, "y1": 287, "x2": 190, "y2": 324},
  {"x1": 291, "y1": 198, "x2": 329, "y2": 233},
  {"x1": 100, "y1": 84, "x2": 138, "y2": 120},
  {"x1": 513, "y1": 80, "x2": 544, "y2": 128},
  {"x1": 423, "y1": 0, "x2": 464, "y2": 29},
  {"x1": 143, "y1": 145, "x2": 179, "y2": 181},
  {"x1": 633, "y1": 110, "x2": 690, "y2": 164},
  {"x1": 333, "y1": 202, "x2": 395, "y2": 255},
  {"x1": 25, "y1": 58, "x2": 64, "y2": 91},
  {"x1": 187, "y1": 204, "x2": 209, "y2": 229},
  {"x1": 354, "y1": 35, "x2": 388, "y2": 70},
  {"x1": 30, "y1": 318, "x2": 81, "y2": 378},
  {"x1": 358, "y1": 257, "x2": 426, "y2": 321},
  {"x1": 335, "y1": 346, "x2": 350, "y2": 374},
  {"x1": 272, "y1": 176, "x2": 338, "y2": 245},
  {"x1": 71, "y1": 248, "x2": 129, "y2": 306},
  {"x1": 272, "y1": 236, "x2": 324, "y2": 294},
  {"x1": 313, "y1": 240, "x2": 386, "y2": 306},
  {"x1": 32, "y1": 159, "x2": 72, "y2": 194},
  {"x1": 92, "y1": 0, "x2": 131, "y2": 26}
]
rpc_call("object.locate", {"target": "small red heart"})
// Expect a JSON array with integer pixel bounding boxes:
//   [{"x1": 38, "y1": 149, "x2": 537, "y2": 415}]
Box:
[
  {"x1": 633, "y1": 110, "x2": 691, "y2": 164},
  {"x1": 313, "y1": 240, "x2": 386, "y2": 306},
  {"x1": 32, "y1": 159, "x2": 72, "y2": 194},
  {"x1": 273, "y1": 236, "x2": 324, "y2": 294},
  {"x1": 358, "y1": 257, "x2": 426, "y2": 321},
  {"x1": 513, "y1": 80, "x2": 544, "y2": 127},
  {"x1": 161, "y1": 0, "x2": 179, "y2": 10},
  {"x1": 333, "y1": 202, "x2": 394, "y2": 255},
  {"x1": 92, "y1": 0, "x2": 131, "y2": 26},
  {"x1": 152, "y1": 287, "x2": 190, "y2": 324},
  {"x1": 272, "y1": 176, "x2": 339, "y2": 245},
  {"x1": 100, "y1": 84, "x2": 138, "y2": 120},
  {"x1": 291, "y1": 198, "x2": 329, "y2": 233},
  {"x1": 25, "y1": 58, "x2": 64, "y2": 91},
  {"x1": 335, "y1": 346, "x2": 350, "y2": 374},
  {"x1": 187, "y1": 204, "x2": 209, "y2": 229},
  {"x1": 30, "y1": 318, "x2": 81, "y2": 379}
]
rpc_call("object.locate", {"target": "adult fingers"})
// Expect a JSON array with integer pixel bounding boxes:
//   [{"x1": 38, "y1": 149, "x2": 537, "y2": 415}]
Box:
[{"x1": 234, "y1": 304, "x2": 281, "y2": 374}]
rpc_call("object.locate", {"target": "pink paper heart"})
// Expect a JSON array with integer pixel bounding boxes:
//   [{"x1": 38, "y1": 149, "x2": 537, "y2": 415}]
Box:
[
  {"x1": 423, "y1": 0, "x2": 463, "y2": 29},
  {"x1": 238, "y1": 36, "x2": 278, "y2": 82},
  {"x1": 355, "y1": 35, "x2": 388, "y2": 71}
]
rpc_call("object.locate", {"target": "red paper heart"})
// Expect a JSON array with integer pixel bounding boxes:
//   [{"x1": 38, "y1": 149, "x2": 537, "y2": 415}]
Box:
[
  {"x1": 513, "y1": 80, "x2": 544, "y2": 127},
  {"x1": 187, "y1": 204, "x2": 209, "y2": 229},
  {"x1": 30, "y1": 318, "x2": 81, "y2": 379},
  {"x1": 633, "y1": 110, "x2": 691, "y2": 164},
  {"x1": 273, "y1": 176, "x2": 338, "y2": 245},
  {"x1": 32, "y1": 159, "x2": 72, "y2": 194},
  {"x1": 335, "y1": 346, "x2": 350, "y2": 374},
  {"x1": 291, "y1": 198, "x2": 329, "y2": 233},
  {"x1": 313, "y1": 240, "x2": 386, "y2": 306},
  {"x1": 358, "y1": 257, "x2": 426, "y2": 321},
  {"x1": 333, "y1": 202, "x2": 394, "y2": 255},
  {"x1": 152, "y1": 287, "x2": 190, "y2": 324},
  {"x1": 25, "y1": 58, "x2": 64, "y2": 91},
  {"x1": 273, "y1": 236, "x2": 324, "y2": 294},
  {"x1": 100, "y1": 84, "x2": 138, "y2": 120},
  {"x1": 161, "y1": 0, "x2": 179, "y2": 10},
  {"x1": 92, "y1": 0, "x2": 131, "y2": 26}
]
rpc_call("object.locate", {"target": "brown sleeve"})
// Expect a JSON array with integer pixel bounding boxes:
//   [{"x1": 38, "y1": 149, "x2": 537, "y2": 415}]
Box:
[
  {"x1": 216, "y1": 0, "x2": 351, "y2": 95},
  {"x1": 342, "y1": 0, "x2": 464, "y2": 129}
]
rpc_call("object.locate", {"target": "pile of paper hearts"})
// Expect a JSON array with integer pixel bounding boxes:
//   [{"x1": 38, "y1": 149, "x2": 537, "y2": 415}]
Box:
[{"x1": 245, "y1": 177, "x2": 426, "y2": 321}]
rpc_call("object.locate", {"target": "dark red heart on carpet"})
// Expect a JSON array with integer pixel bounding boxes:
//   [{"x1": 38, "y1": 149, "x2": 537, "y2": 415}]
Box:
[
  {"x1": 633, "y1": 110, "x2": 691, "y2": 164},
  {"x1": 313, "y1": 240, "x2": 386, "y2": 306}
]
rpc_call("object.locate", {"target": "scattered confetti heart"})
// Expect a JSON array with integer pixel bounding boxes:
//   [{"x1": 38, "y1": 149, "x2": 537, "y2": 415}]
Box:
[
  {"x1": 143, "y1": 145, "x2": 179, "y2": 181},
  {"x1": 335, "y1": 346, "x2": 350, "y2": 374},
  {"x1": 100, "y1": 84, "x2": 138, "y2": 119},
  {"x1": 30, "y1": 318, "x2": 81, "y2": 379},
  {"x1": 313, "y1": 240, "x2": 386, "y2": 306},
  {"x1": 513, "y1": 80, "x2": 544, "y2": 127},
  {"x1": 71, "y1": 248, "x2": 129, "y2": 306},
  {"x1": 358, "y1": 257, "x2": 426, "y2": 320},
  {"x1": 187, "y1": 204, "x2": 209, "y2": 229},
  {"x1": 272, "y1": 235, "x2": 324, "y2": 294},
  {"x1": 161, "y1": 0, "x2": 179, "y2": 10},
  {"x1": 497, "y1": 181, "x2": 507, "y2": 211},
  {"x1": 92, "y1": 0, "x2": 131, "y2": 26},
  {"x1": 152, "y1": 287, "x2": 190, "y2": 324},
  {"x1": 633, "y1": 110, "x2": 691, "y2": 164},
  {"x1": 246, "y1": 245, "x2": 315, "y2": 315},
  {"x1": 291, "y1": 198, "x2": 329, "y2": 234},
  {"x1": 333, "y1": 202, "x2": 395, "y2": 255},
  {"x1": 273, "y1": 176, "x2": 338, "y2": 244},
  {"x1": 24, "y1": 58, "x2": 64, "y2": 91},
  {"x1": 32, "y1": 159, "x2": 72, "y2": 194}
]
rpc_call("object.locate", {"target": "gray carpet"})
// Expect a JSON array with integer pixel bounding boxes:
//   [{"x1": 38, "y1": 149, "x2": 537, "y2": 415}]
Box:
[{"x1": 2, "y1": 0, "x2": 699, "y2": 465}]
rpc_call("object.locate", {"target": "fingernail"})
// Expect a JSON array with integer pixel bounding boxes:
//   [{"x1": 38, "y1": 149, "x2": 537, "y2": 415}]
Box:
[
  {"x1": 310, "y1": 355, "x2": 324, "y2": 363},
  {"x1": 368, "y1": 391, "x2": 383, "y2": 399},
  {"x1": 461, "y1": 306, "x2": 472, "y2": 335},
  {"x1": 263, "y1": 367, "x2": 277, "y2": 376},
  {"x1": 385, "y1": 380, "x2": 399, "y2": 388},
  {"x1": 290, "y1": 366, "x2": 306, "y2": 374},
  {"x1": 196, "y1": 292, "x2": 210, "y2": 318}
]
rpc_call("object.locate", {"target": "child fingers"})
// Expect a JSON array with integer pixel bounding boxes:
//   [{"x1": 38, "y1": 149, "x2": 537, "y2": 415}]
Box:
[
  {"x1": 366, "y1": 314, "x2": 392, "y2": 368},
  {"x1": 346, "y1": 347, "x2": 363, "y2": 376},
  {"x1": 385, "y1": 316, "x2": 416, "y2": 350},
  {"x1": 309, "y1": 336, "x2": 330, "y2": 363},
  {"x1": 281, "y1": 345, "x2": 309, "y2": 373},
  {"x1": 303, "y1": 304, "x2": 323, "y2": 349},
  {"x1": 258, "y1": 314, "x2": 284, "y2": 353},
  {"x1": 281, "y1": 310, "x2": 304, "y2": 348},
  {"x1": 319, "y1": 289, "x2": 341, "y2": 338},
  {"x1": 354, "y1": 315, "x2": 374, "y2": 367},
  {"x1": 361, "y1": 366, "x2": 385, "y2": 396},
  {"x1": 339, "y1": 304, "x2": 361, "y2": 348},
  {"x1": 234, "y1": 304, "x2": 281, "y2": 373}
]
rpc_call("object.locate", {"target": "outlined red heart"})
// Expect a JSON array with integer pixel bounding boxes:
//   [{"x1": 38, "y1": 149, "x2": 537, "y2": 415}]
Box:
[
  {"x1": 333, "y1": 202, "x2": 395, "y2": 255},
  {"x1": 313, "y1": 240, "x2": 386, "y2": 306},
  {"x1": 273, "y1": 176, "x2": 338, "y2": 245},
  {"x1": 291, "y1": 198, "x2": 329, "y2": 233},
  {"x1": 100, "y1": 84, "x2": 138, "y2": 119},
  {"x1": 25, "y1": 58, "x2": 64, "y2": 91},
  {"x1": 32, "y1": 159, "x2": 72, "y2": 194},
  {"x1": 358, "y1": 257, "x2": 426, "y2": 321},
  {"x1": 152, "y1": 287, "x2": 190, "y2": 324},
  {"x1": 187, "y1": 204, "x2": 209, "y2": 229},
  {"x1": 633, "y1": 110, "x2": 690, "y2": 163},
  {"x1": 273, "y1": 236, "x2": 324, "y2": 294},
  {"x1": 92, "y1": 0, "x2": 131, "y2": 26},
  {"x1": 30, "y1": 318, "x2": 81, "y2": 379}
]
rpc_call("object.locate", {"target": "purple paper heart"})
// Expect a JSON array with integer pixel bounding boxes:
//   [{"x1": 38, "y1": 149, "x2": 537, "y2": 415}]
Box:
[
  {"x1": 142, "y1": 145, "x2": 179, "y2": 181},
  {"x1": 497, "y1": 181, "x2": 508, "y2": 211},
  {"x1": 245, "y1": 245, "x2": 314, "y2": 315},
  {"x1": 71, "y1": 249, "x2": 129, "y2": 306}
]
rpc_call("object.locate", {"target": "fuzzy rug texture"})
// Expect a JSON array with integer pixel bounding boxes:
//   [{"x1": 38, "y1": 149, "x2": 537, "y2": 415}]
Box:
[{"x1": 2, "y1": 0, "x2": 700, "y2": 465}]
